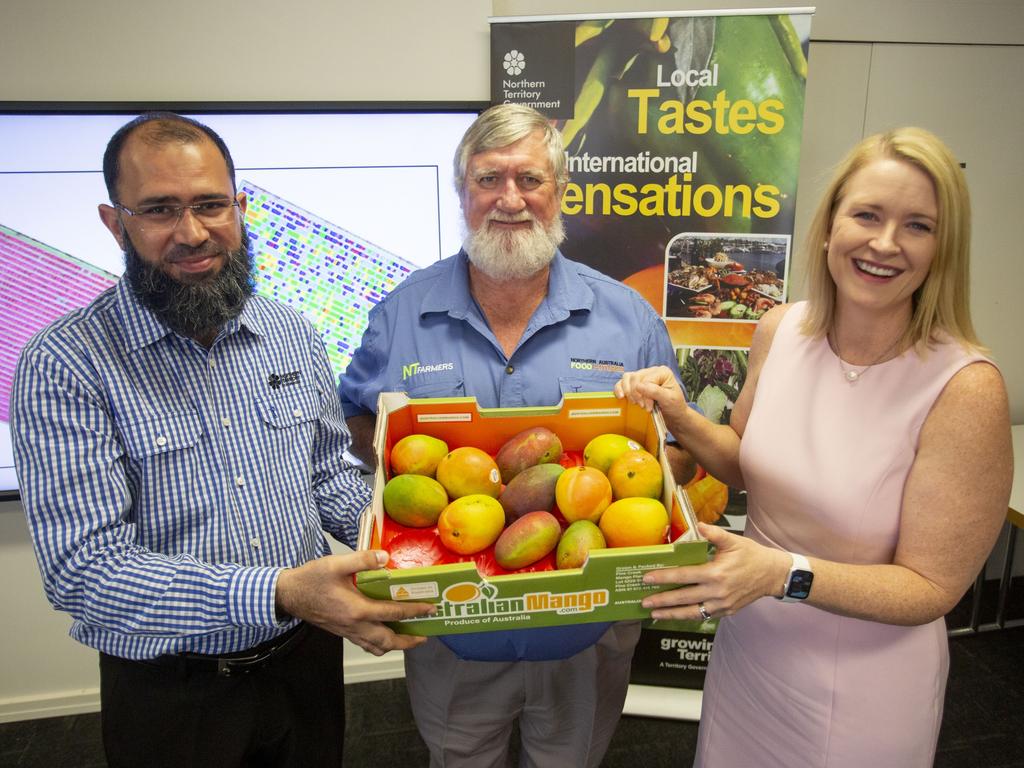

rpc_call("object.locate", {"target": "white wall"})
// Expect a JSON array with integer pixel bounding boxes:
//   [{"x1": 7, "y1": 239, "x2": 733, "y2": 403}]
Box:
[
  {"x1": 0, "y1": 0, "x2": 493, "y2": 102},
  {"x1": 1, "y1": 0, "x2": 1021, "y2": 723}
]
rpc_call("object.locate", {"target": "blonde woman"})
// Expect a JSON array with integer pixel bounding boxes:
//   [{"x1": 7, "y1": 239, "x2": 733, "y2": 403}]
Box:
[{"x1": 616, "y1": 127, "x2": 1012, "y2": 767}]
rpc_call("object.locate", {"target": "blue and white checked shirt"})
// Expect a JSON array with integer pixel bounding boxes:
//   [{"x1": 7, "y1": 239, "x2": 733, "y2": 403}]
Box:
[{"x1": 11, "y1": 279, "x2": 371, "y2": 660}]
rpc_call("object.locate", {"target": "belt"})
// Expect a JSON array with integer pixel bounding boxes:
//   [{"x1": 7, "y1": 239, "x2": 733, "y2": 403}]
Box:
[{"x1": 145, "y1": 622, "x2": 308, "y2": 678}]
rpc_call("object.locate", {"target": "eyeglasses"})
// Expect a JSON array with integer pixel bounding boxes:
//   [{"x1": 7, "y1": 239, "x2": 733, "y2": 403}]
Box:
[{"x1": 113, "y1": 199, "x2": 240, "y2": 232}]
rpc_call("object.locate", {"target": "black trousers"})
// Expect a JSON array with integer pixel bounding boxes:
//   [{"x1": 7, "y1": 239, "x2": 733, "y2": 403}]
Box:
[{"x1": 99, "y1": 624, "x2": 345, "y2": 768}]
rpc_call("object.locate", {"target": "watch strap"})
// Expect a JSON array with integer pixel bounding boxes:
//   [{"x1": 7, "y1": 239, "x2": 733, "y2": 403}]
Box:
[{"x1": 778, "y1": 552, "x2": 813, "y2": 602}]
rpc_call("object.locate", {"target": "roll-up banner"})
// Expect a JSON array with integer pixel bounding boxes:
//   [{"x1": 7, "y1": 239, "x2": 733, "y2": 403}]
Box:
[{"x1": 490, "y1": 7, "x2": 813, "y2": 689}]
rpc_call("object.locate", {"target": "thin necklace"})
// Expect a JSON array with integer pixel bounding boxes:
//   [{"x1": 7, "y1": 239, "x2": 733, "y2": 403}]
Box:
[{"x1": 830, "y1": 331, "x2": 905, "y2": 383}]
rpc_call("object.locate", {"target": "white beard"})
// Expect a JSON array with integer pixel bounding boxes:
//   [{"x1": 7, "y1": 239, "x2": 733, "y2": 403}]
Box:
[{"x1": 463, "y1": 213, "x2": 565, "y2": 281}]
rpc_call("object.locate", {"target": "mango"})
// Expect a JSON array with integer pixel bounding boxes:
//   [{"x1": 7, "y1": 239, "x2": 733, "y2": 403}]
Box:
[
  {"x1": 684, "y1": 472, "x2": 729, "y2": 524},
  {"x1": 555, "y1": 465, "x2": 613, "y2": 523},
  {"x1": 599, "y1": 497, "x2": 669, "y2": 548},
  {"x1": 607, "y1": 449, "x2": 663, "y2": 500},
  {"x1": 498, "y1": 463, "x2": 564, "y2": 522},
  {"x1": 494, "y1": 510, "x2": 561, "y2": 570},
  {"x1": 382, "y1": 474, "x2": 449, "y2": 528},
  {"x1": 390, "y1": 434, "x2": 448, "y2": 477},
  {"x1": 495, "y1": 427, "x2": 563, "y2": 484},
  {"x1": 437, "y1": 494, "x2": 506, "y2": 555},
  {"x1": 583, "y1": 433, "x2": 643, "y2": 474},
  {"x1": 435, "y1": 447, "x2": 502, "y2": 499},
  {"x1": 556, "y1": 520, "x2": 607, "y2": 570}
]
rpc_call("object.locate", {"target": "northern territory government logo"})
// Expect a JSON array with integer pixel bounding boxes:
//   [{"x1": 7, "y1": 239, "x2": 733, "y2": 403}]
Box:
[
  {"x1": 503, "y1": 49, "x2": 526, "y2": 75},
  {"x1": 490, "y1": 21, "x2": 574, "y2": 119}
]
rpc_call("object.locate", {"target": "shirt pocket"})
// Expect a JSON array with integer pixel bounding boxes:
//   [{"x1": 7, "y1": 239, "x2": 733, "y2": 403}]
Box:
[
  {"x1": 120, "y1": 410, "x2": 203, "y2": 460},
  {"x1": 403, "y1": 377, "x2": 465, "y2": 399},
  {"x1": 558, "y1": 373, "x2": 622, "y2": 395},
  {"x1": 254, "y1": 388, "x2": 321, "y2": 503},
  {"x1": 255, "y1": 386, "x2": 321, "y2": 429},
  {"x1": 118, "y1": 411, "x2": 206, "y2": 542}
]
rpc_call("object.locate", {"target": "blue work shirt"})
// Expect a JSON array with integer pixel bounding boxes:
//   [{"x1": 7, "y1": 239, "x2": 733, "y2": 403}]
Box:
[{"x1": 339, "y1": 250, "x2": 681, "y2": 661}]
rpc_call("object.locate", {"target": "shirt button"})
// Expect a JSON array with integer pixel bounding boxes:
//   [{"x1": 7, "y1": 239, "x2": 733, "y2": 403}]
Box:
[
  {"x1": 505, "y1": 365, "x2": 515, "y2": 374},
  {"x1": 209, "y1": 359, "x2": 216, "y2": 368},
  {"x1": 235, "y1": 475, "x2": 245, "y2": 487},
  {"x1": 155, "y1": 435, "x2": 167, "y2": 447},
  {"x1": 292, "y1": 408, "x2": 302, "y2": 418},
  {"x1": 250, "y1": 538, "x2": 261, "y2": 549},
  {"x1": 221, "y1": 416, "x2": 231, "y2": 427}
]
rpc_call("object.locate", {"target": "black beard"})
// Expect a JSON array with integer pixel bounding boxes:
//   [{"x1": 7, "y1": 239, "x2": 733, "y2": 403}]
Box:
[{"x1": 123, "y1": 226, "x2": 254, "y2": 340}]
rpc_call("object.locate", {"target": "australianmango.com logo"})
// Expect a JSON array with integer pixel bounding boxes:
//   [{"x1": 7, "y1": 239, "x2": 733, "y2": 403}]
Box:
[{"x1": 407, "y1": 581, "x2": 610, "y2": 628}]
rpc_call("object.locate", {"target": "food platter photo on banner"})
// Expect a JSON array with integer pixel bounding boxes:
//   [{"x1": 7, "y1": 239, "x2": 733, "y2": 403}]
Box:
[{"x1": 490, "y1": 6, "x2": 814, "y2": 707}]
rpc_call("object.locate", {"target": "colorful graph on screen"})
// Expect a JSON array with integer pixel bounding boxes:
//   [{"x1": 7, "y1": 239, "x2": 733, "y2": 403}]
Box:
[
  {"x1": 242, "y1": 181, "x2": 417, "y2": 375},
  {"x1": 0, "y1": 224, "x2": 118, "y2": 422},
  {"x1": 0, "y1": 184, "x2": 419, "y2": 423}
]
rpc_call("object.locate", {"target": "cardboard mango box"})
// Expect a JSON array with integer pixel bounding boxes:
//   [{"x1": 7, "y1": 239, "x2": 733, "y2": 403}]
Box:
[{"x1": 355, "y1": 391, "x2": 708, "y2": 635}]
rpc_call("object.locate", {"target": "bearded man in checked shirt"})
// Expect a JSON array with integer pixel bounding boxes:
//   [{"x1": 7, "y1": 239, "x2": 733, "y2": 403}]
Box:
[{"x1": 10, "y1": 113, "x2": 433, "y2": 768}]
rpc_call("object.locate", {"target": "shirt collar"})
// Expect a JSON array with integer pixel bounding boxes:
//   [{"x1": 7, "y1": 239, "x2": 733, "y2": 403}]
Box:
[
  {"x1": 545, "y1": 250, "x2": 594, "y2": 314},
  {"x1": 115, "y1": 277, "x2": 266, "y2": 352},
  {"x1": 419, "y1": 250, "x2": 475, "y2": 319},
  {"x1": 418, "y1": 249, "x2": 594, "y2": 319}
]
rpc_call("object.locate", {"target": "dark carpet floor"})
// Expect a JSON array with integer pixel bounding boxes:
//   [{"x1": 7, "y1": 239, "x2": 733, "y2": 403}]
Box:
[{"x1": 1, "y1": 623, "x2": 1021, "y2": 767}]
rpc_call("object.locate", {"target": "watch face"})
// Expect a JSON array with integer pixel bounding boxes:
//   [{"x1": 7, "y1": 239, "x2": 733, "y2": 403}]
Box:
[{"x1": 787, "y1": 570, "x2": 814, "y2": 600}]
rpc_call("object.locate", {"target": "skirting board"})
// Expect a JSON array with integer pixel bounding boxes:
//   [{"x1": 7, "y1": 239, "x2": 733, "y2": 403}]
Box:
[
  {"x1": 0, "y1": 691, "x2": 100, "y2": 724},
  {"x1": 0, "y1": 659, "x2": 700, "y2": 725},
  {"x1": 0, "y1": 644, "x2": 407, "y2": 724},
  {"x1": 343, "y1": 649, "x2": 405, "y2": 684}
]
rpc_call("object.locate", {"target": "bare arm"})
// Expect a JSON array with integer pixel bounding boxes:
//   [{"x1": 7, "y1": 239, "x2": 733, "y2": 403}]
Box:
[
  {"x1": 615, "y1": 304, "x2": 791, "y2": 488},
  {"x1": 810, "y1": 360, "x2": 1012, "y2": 623},
  {"x1": 664, "y1": 443, "x2": 698, "y2": 487},
  {"x1": 346, "y1": 413, "x2": 378, "y2": 468},
  {"x1": 641, "y1": 360, "x2": 1013, "y2": 626},
  {"x1": 275, "y1": 549, "x2": 434, "y2": 655},
  {"x1": 614, "y1": 371, "x2": 744, "y2": 486}
]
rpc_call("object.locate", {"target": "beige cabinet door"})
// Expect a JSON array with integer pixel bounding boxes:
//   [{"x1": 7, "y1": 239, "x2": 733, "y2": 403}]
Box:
[{"x1": 794, "y1": 41, "x2": 1023, "y2": 421}]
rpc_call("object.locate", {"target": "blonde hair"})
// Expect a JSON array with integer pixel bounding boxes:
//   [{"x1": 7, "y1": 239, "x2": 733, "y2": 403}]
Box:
[{"x1": 801, "y1": 127, "x2": 981, "y2": 352}]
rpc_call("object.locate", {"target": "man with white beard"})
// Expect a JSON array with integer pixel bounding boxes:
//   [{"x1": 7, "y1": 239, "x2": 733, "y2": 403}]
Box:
[{"x1": 339, "y1": 103, "x2": 689, "y2": 768}]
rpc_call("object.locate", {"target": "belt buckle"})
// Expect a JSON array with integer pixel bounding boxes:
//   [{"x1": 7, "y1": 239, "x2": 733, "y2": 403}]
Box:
[
  {"x1": 217, "y1": 652, "x2": 263, "y2": 677},
  {"x1": 214, "y1": 623, "x2": 303, "y2": 677}
]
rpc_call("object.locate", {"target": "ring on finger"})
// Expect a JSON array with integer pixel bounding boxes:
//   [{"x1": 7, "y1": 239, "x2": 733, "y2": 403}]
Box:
[{"x1": 698, "y1": 602, "x2": 712, "y2": 621}]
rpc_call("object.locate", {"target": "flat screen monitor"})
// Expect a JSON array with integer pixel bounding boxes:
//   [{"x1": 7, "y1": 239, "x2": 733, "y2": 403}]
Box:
[{"x1": 0, "y1": 102, "x2": 485, "y2": 500}]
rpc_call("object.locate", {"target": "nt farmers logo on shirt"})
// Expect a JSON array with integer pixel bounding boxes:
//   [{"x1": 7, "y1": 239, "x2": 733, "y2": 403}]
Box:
[{"x1": 402, "y1": 361, "x2": 455, "y2": 380}]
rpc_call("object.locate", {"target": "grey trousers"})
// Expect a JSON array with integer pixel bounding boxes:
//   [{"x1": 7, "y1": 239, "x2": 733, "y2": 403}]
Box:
[{"x1": 404, "y1": 621, "x2": 642, "y2": 768}]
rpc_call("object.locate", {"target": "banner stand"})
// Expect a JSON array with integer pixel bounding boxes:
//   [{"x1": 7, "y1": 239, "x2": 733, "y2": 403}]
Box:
[
  {"x1": 625, "y1": 685, "x2": 702, "y2": 721},
  {"x1": 490, "y1": 7, "x2": 814, "y2": 722}
]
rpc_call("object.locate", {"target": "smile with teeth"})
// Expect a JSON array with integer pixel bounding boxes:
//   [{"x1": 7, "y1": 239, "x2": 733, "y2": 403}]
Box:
[{"x1": 855, "y1": 259, "x2": 901, "y2": 277}]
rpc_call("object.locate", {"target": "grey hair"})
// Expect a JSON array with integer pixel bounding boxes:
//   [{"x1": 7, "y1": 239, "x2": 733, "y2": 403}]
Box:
[{"x1": 454, "y1": 104, "x2": 568, "y2": 193}]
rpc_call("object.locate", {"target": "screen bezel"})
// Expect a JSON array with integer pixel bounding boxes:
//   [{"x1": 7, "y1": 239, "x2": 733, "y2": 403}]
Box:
[
  {"x1": 0, "y1": 99, "x2": 488, "y2": 502},
  {"x1": 0, "y1": 100, "x2": 488, "y2": 114}
]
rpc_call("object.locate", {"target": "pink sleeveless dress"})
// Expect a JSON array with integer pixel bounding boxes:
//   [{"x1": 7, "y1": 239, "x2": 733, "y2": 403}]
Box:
[{"x1": 694, "y1": 302, "x2": 987, "y2": 767}]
